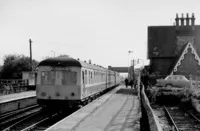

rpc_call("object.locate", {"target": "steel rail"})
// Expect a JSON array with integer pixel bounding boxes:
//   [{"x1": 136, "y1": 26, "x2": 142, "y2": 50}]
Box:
[
  {"x1": 0, "y1": 107, "x2": 41, "y2": 126},
  {"x1": 21, "y1": 113, "x2": 58, "y2": 131},
  {"x1": 0, "y1": 104, "x2": 39, "y2": 122},
  {"x1": 163, "y1": 106, "x2": 179, "y2": 131},
  {"x1": 187, "y1": 110, "x2": 200, "y2": 123},
  {"x1": 2, "y1": 111, "x2": 41, "y2": 131}
]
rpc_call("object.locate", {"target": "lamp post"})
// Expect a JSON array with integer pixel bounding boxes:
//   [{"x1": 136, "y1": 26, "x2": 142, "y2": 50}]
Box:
[
  {"x1": 128, "y1": 50, "x2": 133, "y2": 78},
  {"x1": 29, "y1": 39, "x2": 32, "y2": 71}
]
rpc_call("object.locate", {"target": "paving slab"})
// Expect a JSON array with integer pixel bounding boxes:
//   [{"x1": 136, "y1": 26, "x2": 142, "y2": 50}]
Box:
[
  {"x1": 46, "y1": 85, "x2": 141, "y2": 131},
  {"x1": 0, "y1": 91, "x2": 36, "y2": 104}
]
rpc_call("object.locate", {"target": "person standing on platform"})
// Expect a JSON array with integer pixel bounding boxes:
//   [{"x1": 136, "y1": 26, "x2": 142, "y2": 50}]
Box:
[
  {"x1": 125, "y1": 78, "x2": 128, "y2": 88},
  {"x1": 129, "y1": 79, "x2": 134, "y2": 89}
]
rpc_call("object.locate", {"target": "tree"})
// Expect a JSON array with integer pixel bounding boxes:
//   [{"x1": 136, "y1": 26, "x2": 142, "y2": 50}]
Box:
[{"x1": 0, "y1": 54, "x2": 38, "y2": 79}]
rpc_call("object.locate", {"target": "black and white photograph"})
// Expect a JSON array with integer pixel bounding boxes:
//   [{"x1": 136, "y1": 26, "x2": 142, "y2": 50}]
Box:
[{"x1": 0, "y1": 0, "x2": 200, "y2": 130}]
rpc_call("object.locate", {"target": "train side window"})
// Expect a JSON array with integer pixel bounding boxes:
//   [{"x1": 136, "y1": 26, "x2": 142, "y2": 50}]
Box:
[
  {"x1": 82, "y1": 71, "x2": 84, "y2": 84},
  {"x1": 99, "y1": 72, "x2": 101, "y2": 83},
  {"x1": 101, "y1": 73, "x2": 103, "y2": 82},
  {"x1": 94, "y1": 71, "x2": 95, "y2": 83},
  {"x1": 95, "y1": 71, "x2": 96, "y2": 83},
  {"x1": 85, "y1": 70, "x2": 87, "y2": 84},
  {"x1": 91, "y1": 71, "x2": 93, "y2": 83},
  {"x1": 88, "y1": 71, "x2": 91, "y2": 84}
]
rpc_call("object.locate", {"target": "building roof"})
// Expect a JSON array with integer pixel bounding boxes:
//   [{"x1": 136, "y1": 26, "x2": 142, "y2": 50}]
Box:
[{"x1": 171, "y1": 42, "x2": 200, "y2": 74}]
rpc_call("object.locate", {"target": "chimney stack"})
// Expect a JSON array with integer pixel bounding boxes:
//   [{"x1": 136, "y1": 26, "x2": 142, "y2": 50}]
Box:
[
  {"x1": 191, "y1": 13, "x2": 195, "y2": 26},
  {"x1": 175, "y1": 13, "x2": 179, "y2": 26},
  {"x1": 186, "y1": 13, "x2": 189, "y2": 26},
  {"x1": 181, "y1": 13, "x2": 184, "y2": 26},
  {"x1": 175, "y1": 13, "x2": 196, "y2": 27}
]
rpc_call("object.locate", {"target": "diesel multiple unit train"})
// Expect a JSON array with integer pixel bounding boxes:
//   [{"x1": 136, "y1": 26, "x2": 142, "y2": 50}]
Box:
[{"x1": 36, "y1": 56, "x2": 121, "y2": 108}]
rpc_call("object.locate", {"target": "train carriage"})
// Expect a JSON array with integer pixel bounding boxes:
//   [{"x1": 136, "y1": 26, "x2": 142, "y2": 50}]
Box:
[{"x1": 36, "y1": 56, "x2": 120, "y2": 108}]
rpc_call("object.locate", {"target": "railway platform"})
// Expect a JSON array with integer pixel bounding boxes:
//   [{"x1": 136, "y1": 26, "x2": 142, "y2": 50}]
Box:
[
  {"x1": 46, "y1": 85, "x2": 141, "y2": 131},
  {"x1": 0, "y1": 91, "x2": 35, "y2": 104},
  {"x1": 0, "y1": 91, "x2": 36, "y2": 114}
]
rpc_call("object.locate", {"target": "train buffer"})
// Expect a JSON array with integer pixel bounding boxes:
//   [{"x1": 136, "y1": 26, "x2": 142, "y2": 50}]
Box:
[{"x1": 46, "y1": 85, "x2": 141, "y2": 131}]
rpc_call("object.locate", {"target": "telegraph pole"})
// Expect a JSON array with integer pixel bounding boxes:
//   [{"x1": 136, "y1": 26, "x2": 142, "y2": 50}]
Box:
[{"x1": 29, "y1": 39, "x2": 32, "y2": 71}]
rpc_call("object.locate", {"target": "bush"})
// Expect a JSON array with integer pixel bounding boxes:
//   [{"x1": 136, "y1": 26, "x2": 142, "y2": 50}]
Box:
[{"x1": 190, "y1": 86, "x2": 200, "y2": 100}]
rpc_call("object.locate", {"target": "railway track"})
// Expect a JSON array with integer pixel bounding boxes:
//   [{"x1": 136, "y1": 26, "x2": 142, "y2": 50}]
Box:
[
  {"x1": 0, "y1": 104, "x2": 41, "y2": 130},
  {"x1": 0, "y1": 106, "x2": 42, "y2": 131},
  {"x1": 1, "y1": 107, "x2": 75, "y2": 131},
  {"x1": 164, "y1": 106, "x2": 200, "y2": 131},
  {"x1": 0, "y1": 103, "x2": 81, "y2": 131},
  {"x1": 0, "y1": 104, "x2": 40, "y2": 122}
]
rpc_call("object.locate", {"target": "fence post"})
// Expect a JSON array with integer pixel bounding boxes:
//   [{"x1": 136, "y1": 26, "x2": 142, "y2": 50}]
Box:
[{"x1": 189, "y1": 74, "x2": 192, "y2": 88}]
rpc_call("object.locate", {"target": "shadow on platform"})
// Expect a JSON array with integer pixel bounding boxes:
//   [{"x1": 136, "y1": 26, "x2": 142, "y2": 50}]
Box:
[{"x1": 116, "y1": 88, "x2": 138, "y2": 95}]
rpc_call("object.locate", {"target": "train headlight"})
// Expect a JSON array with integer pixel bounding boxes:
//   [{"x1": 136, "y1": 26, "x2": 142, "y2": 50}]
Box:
[
  {"x1": 71, "y1": 92, "x2": 75, "y2": 97},
  {"x1": 41, "y1": 92, "x2": 46, "y2": 97},
  {"x1": 56, "y1": 92, "x2": 60, "y2": 97}
]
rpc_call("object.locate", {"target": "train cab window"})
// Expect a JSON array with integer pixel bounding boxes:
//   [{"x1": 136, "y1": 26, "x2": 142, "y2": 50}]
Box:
[
  {"x1": 41, "y1": 71, "x2": 56, "y2": 85},
  {"x1": 85, "y1": 70, "x2": 87, "y2": 84},
  {"x1": 62, "y1": 71, "x2": 77, "y2": 85}
]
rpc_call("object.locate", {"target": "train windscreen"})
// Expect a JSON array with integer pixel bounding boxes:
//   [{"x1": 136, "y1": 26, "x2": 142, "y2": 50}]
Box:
[
  {"x1": 62, "y1": 71, "x2": 77, "y2": 85},
  {"x1": 41, "y1": 71, "x2": 55, "y2": 85},
  {"x1": 41, "y1": 71, "x2": 77, "y2": 86}
]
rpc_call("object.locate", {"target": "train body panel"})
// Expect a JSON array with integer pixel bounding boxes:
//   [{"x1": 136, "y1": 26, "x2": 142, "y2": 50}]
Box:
[
  {"x1": 36, "y1": 57, "x2": 120, "y2": 107},
  {"x1": 80, "y1": 67, "x2": 107, "y2": 99},
  {"x1": 81, "y1": 83, "x2": 107, "y2": 99}
]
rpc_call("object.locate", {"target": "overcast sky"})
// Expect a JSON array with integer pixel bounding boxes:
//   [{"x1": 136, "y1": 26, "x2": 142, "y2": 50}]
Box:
[{"x1": 0, "y1": 0, "x2": 200, "y2": 68}]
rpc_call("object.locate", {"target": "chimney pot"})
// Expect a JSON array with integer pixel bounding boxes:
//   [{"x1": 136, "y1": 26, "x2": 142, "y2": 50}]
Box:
[
  {"x1": 175, "y1": 13, "x2": 179, "y2": 26},
  {"x1": 186, "y1": 13, "x2": 189, "y2": 26},
  {"x1": 191, "y1": 13, "x2": 195, "y2": 26},
  {"x1": 181, "y1": 13, "x2": 184, "y2": 26}
]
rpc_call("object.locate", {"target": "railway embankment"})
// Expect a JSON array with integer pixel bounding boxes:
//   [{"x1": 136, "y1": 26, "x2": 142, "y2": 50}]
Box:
[
  {"x1": 146, "y1": 85, "x2": 200, "y2": 113},
  {"x1": 140, "y1": 86, "x2": 163, "y2": 131}
]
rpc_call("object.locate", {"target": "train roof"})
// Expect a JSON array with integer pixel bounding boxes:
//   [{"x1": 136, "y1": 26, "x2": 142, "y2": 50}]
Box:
[{"x1": 38, "y1": 56, "x2": 109, "y2": 71}]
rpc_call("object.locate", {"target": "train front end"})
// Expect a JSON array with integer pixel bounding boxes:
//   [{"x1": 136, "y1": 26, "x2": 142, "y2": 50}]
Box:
[{"x1": 36, "y1": 57, "x2": 82, "y2": 108}]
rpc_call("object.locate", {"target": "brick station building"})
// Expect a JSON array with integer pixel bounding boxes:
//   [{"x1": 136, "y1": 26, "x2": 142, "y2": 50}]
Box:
[{"x1": 148, "y1": 13, "x2": 200, "y2": 80}]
